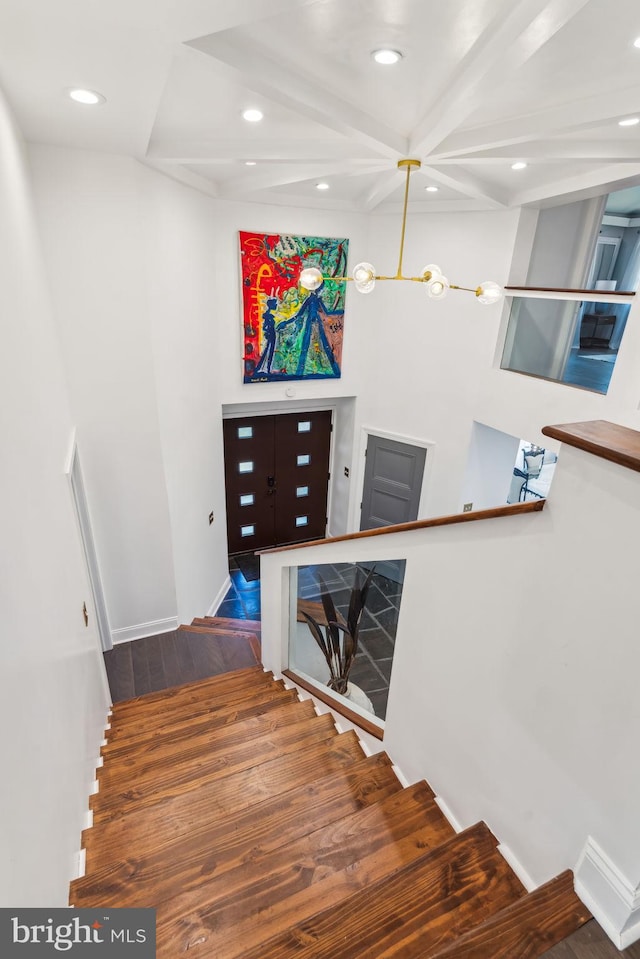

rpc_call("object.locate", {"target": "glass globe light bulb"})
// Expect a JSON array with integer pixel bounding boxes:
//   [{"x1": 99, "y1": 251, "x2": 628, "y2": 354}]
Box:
[
  {"x1": 476, "y1": 281, "x2": 503, "y2": 305},
  {"x1": 353, "y1": 261, "x2": 376, "y2": 294},
  {"x1": 427, "y1": 275, "x2": 450, "y2": 299},
  {"x1": 421, "y1": 263, "x2": 442, "y2": 284},
  {"x1": 299, "y1": 267, "x2": 323, "y2": 291}
]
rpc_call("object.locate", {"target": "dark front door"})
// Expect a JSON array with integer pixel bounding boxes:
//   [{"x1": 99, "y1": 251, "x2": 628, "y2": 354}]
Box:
[{"x1": 223, "y1": 410, "x2": 332, "y2": 554}]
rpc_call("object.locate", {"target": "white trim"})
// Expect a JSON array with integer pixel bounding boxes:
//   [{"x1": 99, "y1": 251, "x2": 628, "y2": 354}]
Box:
[
  {"x1": 575, "y1": 836, "x2": 640, "y2": 949},
  {"x1": 353, "y1": 425, "x2": 435, "y2": 531},
  {"x1": 434, "y1": 795, "x2": 465, "y2": 834},
  {"x1": 506, "y1": 288, "x2": 635, "y2": 304},
  {"x1": 391, "y1": 763, "x2": 412, "y2": 788},
  {"x1": 65, "y1": 431, "x2": 113, "y2": 654},
  {"x1": 111, "y1": 616, "x2": 179, "y2": 645},
  {"x1": 71, "y1": 848, "x2": 86, "y2": 882},
  {"x1": 497, "y1": 843, "x2": 537, "y2": 893},
  {"x1": 207, "y1": 575, "x2": 232, "y2": 616}
]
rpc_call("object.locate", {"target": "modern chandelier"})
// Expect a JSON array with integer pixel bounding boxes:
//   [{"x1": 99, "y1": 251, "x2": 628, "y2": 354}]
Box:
[{"x1": 299, "y1": 158, "x2": 503, "y2": 305}]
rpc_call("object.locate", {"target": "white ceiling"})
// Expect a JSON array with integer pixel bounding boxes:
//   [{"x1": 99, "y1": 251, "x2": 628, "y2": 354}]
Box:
[{"x1": 2, "y1": 0, "x2": 640, "y2": 213}]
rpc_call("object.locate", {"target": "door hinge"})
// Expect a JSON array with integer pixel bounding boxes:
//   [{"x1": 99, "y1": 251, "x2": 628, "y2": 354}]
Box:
[{"x1": 328, "y1": 471, "x2": 331, "y2": 480}]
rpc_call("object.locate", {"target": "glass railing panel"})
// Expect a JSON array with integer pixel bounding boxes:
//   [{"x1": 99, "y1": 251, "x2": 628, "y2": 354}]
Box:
[
  {"x1": 501, "y1": 297, "x2": 630, "y2": 394},
  {"x1": 288, "y1": 559, "x2": 405, "y2": 722}
]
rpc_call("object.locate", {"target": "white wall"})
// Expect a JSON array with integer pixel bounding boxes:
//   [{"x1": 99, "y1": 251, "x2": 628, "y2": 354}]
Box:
[
  {"x1": 29, "y1": 148, "x2": 179, "y2": 638},
  {"x1": 0, "y1": 90, "x2": 109, "y2": 906},
  {"x1": 29, "y1": 147, "x2": 370, "y2": 631},
  {"x1": 356, "y1": 208, "x2": 522, "y2": 518},
  {"x1": 459, "y1": 422, "x2": 521, "y2": 511}
]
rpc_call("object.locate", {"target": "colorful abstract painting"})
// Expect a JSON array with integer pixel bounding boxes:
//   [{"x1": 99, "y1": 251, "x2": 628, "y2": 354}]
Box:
[{"x1": 239, "y1": 231, "x2": 349, "y2": 383}]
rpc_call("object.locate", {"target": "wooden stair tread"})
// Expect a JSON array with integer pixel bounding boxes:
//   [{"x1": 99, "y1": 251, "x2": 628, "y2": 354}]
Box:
[
  {"x1": 192, "y1": 616, "x2": 262, "y2": 635},
  {"x1": 427, "y1": 870, "x2": 591, "y2": 959},
  {"x1": 155, "y1": 781, "x2": 456, "y2": 959},
  {"x1": 105, "y1": 676, "x2": 285, "y2": 743},
  {"x1": 71, "y1": 752, "x2": 401, "y2": 907},
  {"x1": 82, "y1": 731, "x2": 366, "y2": 868},
  {"x1": 98, "y1": 699, "x2": 317, "y2": 786},
  {"x1": 110, "y1": 665, "x2": 266, "y2": 716},
  {"x1": 101, "y1": 687, "x2": 300, "y2": 760},
  {"x1": 159, "y1": 822, "x2": 526, "y2": 959},
  {"x1": 91, "y1": 713, "x2": 338, "y2": 822}
]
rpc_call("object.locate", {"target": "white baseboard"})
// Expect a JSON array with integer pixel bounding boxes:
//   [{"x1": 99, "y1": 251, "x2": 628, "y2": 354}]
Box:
[
  {"x1": 111, "y1": 616, "x2": 179, "y2": 645},
  {"x1": 207, "y1": 575, "x2": 232, "y2": 616},
  {"x1": 498, "y1": 843, "x2": 537, "y2": 893},
  {"x1": 434, "y1": 795, "x2": 465, "y2": 834},
  {"x1": 575, "y1": 836, "x2": 640, "y2": 949}
]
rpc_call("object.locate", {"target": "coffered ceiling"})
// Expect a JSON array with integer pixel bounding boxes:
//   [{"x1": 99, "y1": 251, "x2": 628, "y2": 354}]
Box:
[{"x1": 1, "y1": 0, "x2": 640, "y2": 212}]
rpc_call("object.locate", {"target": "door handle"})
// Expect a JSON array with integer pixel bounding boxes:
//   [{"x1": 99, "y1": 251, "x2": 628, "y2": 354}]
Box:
[{"x1": 267, "y1": 475, "x2": 277, "y2": 494}]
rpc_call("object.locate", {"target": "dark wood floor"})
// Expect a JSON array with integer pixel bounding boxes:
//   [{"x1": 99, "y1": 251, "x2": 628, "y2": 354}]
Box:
[
  {"x1": 540, "y1": 918, "x2": 640, "y2": 957},
  {"x1": 103, "y1": 627, "x2": 259, "y2": 703}
]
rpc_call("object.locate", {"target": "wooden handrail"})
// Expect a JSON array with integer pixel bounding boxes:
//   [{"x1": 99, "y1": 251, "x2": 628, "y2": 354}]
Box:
[
  {"x1": 542, "y1": 420, "x2": 640, "y2": 473},
  {"x1": 258, "y1": 499, "x2": 545, "y2": 556},
  {"x1": 283, "y1": 669, "x2": 384, "y2": 740},
  {"x1": 505, "y1": 285, "x2": 635, "y2": 296}
]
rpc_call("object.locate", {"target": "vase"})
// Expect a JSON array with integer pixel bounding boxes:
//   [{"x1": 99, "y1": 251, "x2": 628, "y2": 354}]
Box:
[{"x1": 343, "y1": 681, "x2": 375, "y2": 715}]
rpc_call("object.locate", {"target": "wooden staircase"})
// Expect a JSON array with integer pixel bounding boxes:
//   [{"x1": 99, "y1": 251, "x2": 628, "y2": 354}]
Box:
[{"x1": 72, "y1": 616, "x2": 591, "y2": 958}]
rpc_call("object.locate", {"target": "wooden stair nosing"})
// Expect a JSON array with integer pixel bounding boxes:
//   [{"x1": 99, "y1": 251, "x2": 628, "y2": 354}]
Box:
[
  {"x1": 82, "y1": 731, "x2": 366, "y2": 868},
  {"x1": 98, "y1": 699, "x2": 318, "y2": 787},
  {"x1": 101, "y1": 688, "x2": 300, "y2": 760},
  {"x1": 221, "y1": 822, "x2": 528, "y2": 959},
  {"x1": 71, "y1": 752, "x2": 403, "y2": 907},
  {"x1": 105, "y1": 678, "x2": 287, "y2": 743},
  {"x1": 426, "y1": 870, "x2": 592, "y2": 959},
  {"x1": 91, "y1": 714, "x2": 340, "y2": 823},
  {"x1": 109, "y1": 665, "x2": 268, "y2": 716},
  {"x1": 193, "y1": 616, "x2": 262, "y2": 635},
  {"x1": 154, "y1": 781, "x2": 457, "y2": 958}
]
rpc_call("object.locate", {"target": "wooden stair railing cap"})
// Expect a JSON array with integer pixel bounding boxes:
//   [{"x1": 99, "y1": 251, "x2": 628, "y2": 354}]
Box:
[
  {"x1": 542, "y1": 419, "x2": 640, "y2": 473},
  {"x1": 259, "y1": 499, "x2": 544, "y2": 556}
]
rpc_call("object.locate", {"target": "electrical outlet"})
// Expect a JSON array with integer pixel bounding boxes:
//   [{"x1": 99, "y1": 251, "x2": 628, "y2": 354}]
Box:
[
  {"x1": 344, "y1": 467, "x2": 350, "y2": 477},
  {"x1": 463, "y1": 503, "x2": 473, "y2": 512},
  {"x1": 208, "y1": 511, "x2": 214, "y2": 525}
]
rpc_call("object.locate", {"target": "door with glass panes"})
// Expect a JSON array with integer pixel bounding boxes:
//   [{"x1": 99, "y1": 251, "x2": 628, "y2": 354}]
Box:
[{"x1": 223, "y1": 411, "x2": 332, "y2": 553}]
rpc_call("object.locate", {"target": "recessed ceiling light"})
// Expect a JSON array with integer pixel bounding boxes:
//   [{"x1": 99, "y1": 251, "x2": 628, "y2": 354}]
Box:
[
  {"x1": 316, "y1": 182, "x2": 330, "y2": 190},
  {"x1": 619, "y1": 117, "x2": 640, "y2": 126},
  {"x1": 634, "y1": 37, "x2": 640, "y2": 48},
  {"x1": 425, "y1": 186, "x2": 439, "y2": 192},
  {"x1": 245, "y1": 160, "x2": 257, "y2": 166},
  {"x1": 68, "y1": 88, "x2": 105, "y2": 105},
  {"x1": 242, "y1": 108, "x2": 263, "y2": 123},
  {"x1": 372, "y1": 49, "x2": 403, "y2": 65},
  {"x1": 511, "y1": 161, "x2": 527, "y2": 170}
]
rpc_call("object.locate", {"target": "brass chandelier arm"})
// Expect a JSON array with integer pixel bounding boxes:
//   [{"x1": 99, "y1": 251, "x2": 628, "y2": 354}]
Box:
[{"x1": 298, "y1": 157, "x2": 503, "y2": 304}]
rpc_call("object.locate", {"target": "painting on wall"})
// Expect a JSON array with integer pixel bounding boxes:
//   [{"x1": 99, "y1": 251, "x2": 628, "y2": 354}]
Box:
[{"x1": 239, "y1": 230, "x2": 349, "y2": 384}]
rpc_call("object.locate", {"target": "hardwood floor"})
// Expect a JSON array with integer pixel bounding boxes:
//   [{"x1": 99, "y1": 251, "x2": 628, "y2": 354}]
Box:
[
  {"x1": 540, "y1": 919, "x2": 640, "y2": 958},
  {"x1": 103, "y1": 622, "x2": 261, "y2": 702}
]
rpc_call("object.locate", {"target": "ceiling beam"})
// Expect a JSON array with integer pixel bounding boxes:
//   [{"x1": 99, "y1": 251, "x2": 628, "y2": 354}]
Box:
[
  {"x1": 217, "y1": 160, "x2": 379, "y2": 198},
  {"x1": 430, "y1": 141, "x2": 640, "y2": 163},
  {"x1": 416, "y1": 166, "x2": 510, "y2": 209},
  {"x1": 146, "y1": 139, "x2": 384, "y2": 163},
  {"x1": 511, "y1": 164, "x2": 640, "y2": 208},
  {"x1": 187, "y1": 34, "x2": 407, "y2": 158},
  {"x1": 430, "y1": 84, "x2": 640, "y2": 159},
  {"x1": 172, "y1": 0, "x2": 319, "y2": 42},
  {"x1": 408, "y1": 0, "x2": 590, "y2": 158},
  {"x1": 359, "y1": 169, "x2": 406, "y2": 212}
]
